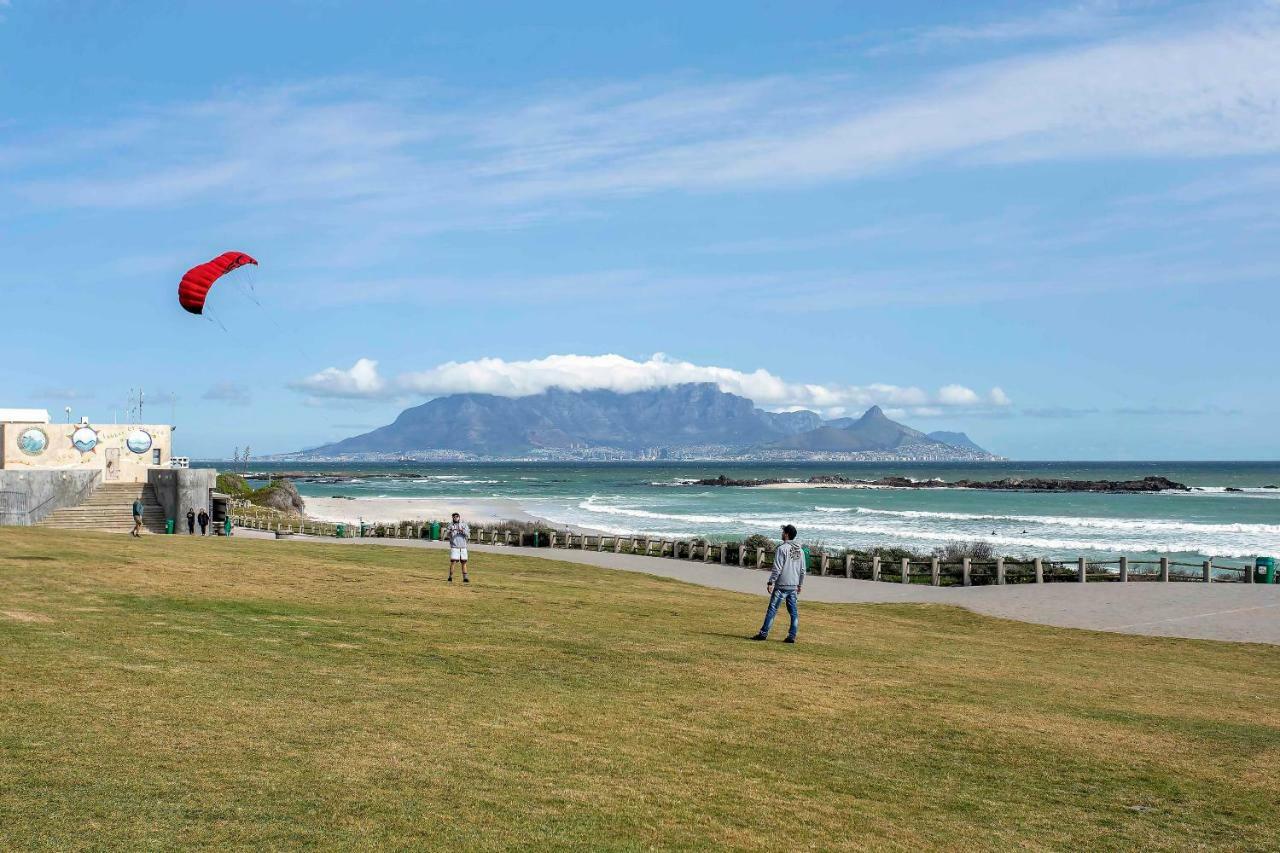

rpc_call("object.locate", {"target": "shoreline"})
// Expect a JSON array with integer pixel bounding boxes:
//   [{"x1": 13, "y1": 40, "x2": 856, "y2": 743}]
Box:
[{"x1": 302, "y1": 496, "x2": 606, "y2": 533}]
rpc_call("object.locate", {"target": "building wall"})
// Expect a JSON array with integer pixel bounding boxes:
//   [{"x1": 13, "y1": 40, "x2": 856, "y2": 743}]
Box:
[
  {"x1": 0, "y1": 422, "x2": 172, "y2": 483},
  {"x1": 148, "y1": 468, "x2": 218, "y2": 524}
]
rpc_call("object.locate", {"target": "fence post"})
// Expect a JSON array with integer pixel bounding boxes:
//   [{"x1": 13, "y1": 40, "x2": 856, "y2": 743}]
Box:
[
  {"x1": 901, "y1": 557, "x2": 910, "y2": 584},
  {"x1": 844, "y1": 554, "x2": 853, "y2": 578},
  {"x1": 1119, "y1": 556, "x2": 1128, "y2": 582},
  {"x1": 1078, "y1": 557, "x2": 1087, "y2": 583},
  {"x1": 738, "y1": 545, "x2": 747, "y2": 567},
  {"x1": 962, "y1": 558, "x2": 971, "y2": 587},
  {"x1": 996, "y1": 557, "x2": 1006, "y2": 585},
  {"x1": 643, "y1": 538, "x2": 652, "y2": 556},
  {"x1": 1159, "y1": 557, "x2": 1170, "y2": 582},
  {"x1": 756, "y1": 548, "x2": 766, "y2": 570},
  {"x1": 931, "y1": 557, "x2": 940, "y2": 586},
  {"x1": 872, "y1": 555, "x2": 881, "y2": 582},
  {"x1": 1246, "y1": 561, "x2": 1255, "y2": 584},
  {"x1": 704, "y1": 543, "x2": 713, "y2": 563},
  {"x1": 596, "y1": 535, "x2": 604, "y2": 552},
  {"x1": 820, "y1": 554, "x2": 829, "y2": 576},
  {"x1": 719, "y1": 544, "x2": 727, "y2": 564},
  {"x1": 1203, "y1": 559, "x2": 1212, "y2": 583},
  {"x1": 550, "y1": 532, "x2": 558, "y2": 548}
]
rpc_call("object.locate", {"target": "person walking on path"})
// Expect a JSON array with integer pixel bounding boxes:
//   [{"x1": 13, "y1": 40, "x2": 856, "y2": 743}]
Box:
[
  {"x1": 186, "y1": 508, "x2": 196, "y2": 535},
  {"x1": 197, "y1": 508, "x2": 210, "y2": 536},
  {"x1": 752, "y1": 524, "x2": 805, "y2": 643},
  {"x1": 445, "y1": 512, "x2": 470, "y2": 584},
  {"x1": 131, "y1": 498, "x2": 145, "y2": 537}
]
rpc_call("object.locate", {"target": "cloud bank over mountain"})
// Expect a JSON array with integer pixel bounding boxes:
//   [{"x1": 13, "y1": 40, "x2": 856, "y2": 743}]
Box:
[{"x1": 290, "y1": 353, "x2": 1010, "y2": 419}]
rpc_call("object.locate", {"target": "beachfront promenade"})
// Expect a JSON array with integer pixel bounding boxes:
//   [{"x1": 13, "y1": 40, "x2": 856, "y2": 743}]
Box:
[{"x1": 237, "y1": 528, "x2": 1280, "y2": 645}]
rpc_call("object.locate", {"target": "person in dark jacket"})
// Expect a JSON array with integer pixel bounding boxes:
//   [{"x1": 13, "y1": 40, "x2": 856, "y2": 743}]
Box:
[
  {"x1": 186, "y1": 508, "x2": 196, "y2": 535},
  {"x1": 197, "y1": 508, "x2": 210, "y2": 536},
  {"x1": 752, "y1": 524, "x2": 805, "y2": 643},
  {"x1": 131, "y1": 498, "x2": 145, "y2": 537}
]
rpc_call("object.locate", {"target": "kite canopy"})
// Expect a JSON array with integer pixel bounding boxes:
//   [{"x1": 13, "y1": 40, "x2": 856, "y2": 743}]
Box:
[{"x1": 178, "y1": 251, "x2": 258, "y2": 315}]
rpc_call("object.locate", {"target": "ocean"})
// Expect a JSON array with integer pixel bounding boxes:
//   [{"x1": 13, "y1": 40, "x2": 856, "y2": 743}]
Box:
[{"x1": 226, "y1": 461, "x2": 1280, "y2": 561}]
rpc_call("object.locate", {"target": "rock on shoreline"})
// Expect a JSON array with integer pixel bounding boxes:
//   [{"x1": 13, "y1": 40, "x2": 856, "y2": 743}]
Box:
[{"x1": 691, "y1": 474, "x2": 1190, "y2": 492}]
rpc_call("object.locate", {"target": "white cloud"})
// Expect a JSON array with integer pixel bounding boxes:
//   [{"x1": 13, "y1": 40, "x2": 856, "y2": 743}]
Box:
[
  {"x1": 291, "y1": 358, "x2": 387, "y2": 399},
  {"x1": 290, "y1": 353, "x2": 1011, "y2": 417}
]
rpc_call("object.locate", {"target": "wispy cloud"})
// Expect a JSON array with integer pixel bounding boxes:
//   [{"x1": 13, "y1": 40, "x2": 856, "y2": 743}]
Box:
[
  {"x1": 289, "y1": 353, "x2": 1011, "y2": 419},
  {"x1": 865, "y1": 1, "x2": 1159, "y2": 54},
  {"x1": 202, "y1": 382, "x2": 253, "y2": 406},
  {"x1": 30, "y1": 387, "x2": 94, "y2": 402},
  {"x1": 1023, "y1": 406, "x2": 1101, "y2": 418},
  {"x1": 11, "y1": 5, "x2": 1280, "y2": 224}
]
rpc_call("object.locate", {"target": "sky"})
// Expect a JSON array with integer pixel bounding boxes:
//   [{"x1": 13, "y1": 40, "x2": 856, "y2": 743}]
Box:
[{"x1": 2, "y1": 0, "x2": 1277, "y2": 460}]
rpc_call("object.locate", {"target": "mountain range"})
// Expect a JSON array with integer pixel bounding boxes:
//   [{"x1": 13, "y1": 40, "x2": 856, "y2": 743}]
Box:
[{"x1": 299, "y1": 383, "x2": 996, "y2": 460}]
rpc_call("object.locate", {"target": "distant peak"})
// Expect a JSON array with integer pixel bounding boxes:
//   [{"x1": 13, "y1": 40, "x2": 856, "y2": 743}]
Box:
[{"x1": 861, "y1": 405, "x2": 887, "y2": 419}]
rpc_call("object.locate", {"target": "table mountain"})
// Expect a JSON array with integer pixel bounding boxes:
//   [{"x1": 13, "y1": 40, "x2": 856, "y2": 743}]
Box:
[{"x1": 300, "y1": 384, "x2": 995, "y2": 459}]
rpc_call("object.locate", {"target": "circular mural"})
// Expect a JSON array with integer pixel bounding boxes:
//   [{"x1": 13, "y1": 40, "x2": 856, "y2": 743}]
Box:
[
  {"x1": 126, "y1": 429, "x2": 153, "y2": 454},
  {"x1": 71, "y1": 425, "x2": 99, "y2": 453},
  {"x1": 17, "y1": 427, "x2": 48, "y2": 456}
]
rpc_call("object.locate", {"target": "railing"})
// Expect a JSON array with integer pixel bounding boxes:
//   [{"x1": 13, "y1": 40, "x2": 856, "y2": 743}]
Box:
[
  {"x1": 0, "y1": 491, "x2": 58, "y2": 527},
  {"x1": 0, "y1": 491, "x2": 30, "y2": 526},
  {"x1": 228, "y1": 512, "x2": 1267, "y2": 587}
]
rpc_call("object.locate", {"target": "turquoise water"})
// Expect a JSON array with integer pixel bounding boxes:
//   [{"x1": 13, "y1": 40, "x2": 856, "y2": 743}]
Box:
[{"x1": 228, "y1": 461, "x2": 1280, "y2": 560}]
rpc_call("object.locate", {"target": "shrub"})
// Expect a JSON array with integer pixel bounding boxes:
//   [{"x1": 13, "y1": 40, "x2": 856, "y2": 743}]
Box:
[{"x1": 932, "y1": 540, "x2": 995, "y2": 562}]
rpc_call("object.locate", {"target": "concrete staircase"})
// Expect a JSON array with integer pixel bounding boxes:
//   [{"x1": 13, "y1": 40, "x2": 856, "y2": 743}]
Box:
[{"x1": 36, "y1": 482, "x2": 168, "y2": 534}]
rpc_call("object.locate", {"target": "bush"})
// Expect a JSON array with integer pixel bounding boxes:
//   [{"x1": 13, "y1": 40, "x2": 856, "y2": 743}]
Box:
[
  {"x1": 932, "y1": 540, "x2": 995, "y2": 562},
  {"x1": 216, "y1": 473, "x2": 252, "y2": 498}
]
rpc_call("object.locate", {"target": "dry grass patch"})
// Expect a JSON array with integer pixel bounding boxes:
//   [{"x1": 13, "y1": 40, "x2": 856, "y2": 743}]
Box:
[{"x1": 1, "y1": 527, "x2": 1278, "y2": 851}]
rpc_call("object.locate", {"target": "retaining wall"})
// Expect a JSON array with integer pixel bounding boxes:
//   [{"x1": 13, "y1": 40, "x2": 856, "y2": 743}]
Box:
[{"x1": 0, "y1": 469, "x2": 101, "y2": 525}]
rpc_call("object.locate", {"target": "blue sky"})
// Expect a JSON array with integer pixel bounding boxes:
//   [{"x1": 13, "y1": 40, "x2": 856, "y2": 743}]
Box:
[{"x1": 2, "y1": 0, "x2": 1277, "y2": 459}]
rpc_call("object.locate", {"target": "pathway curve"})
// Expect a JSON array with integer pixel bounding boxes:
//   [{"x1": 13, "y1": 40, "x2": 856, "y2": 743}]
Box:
[{"x1": 239, "y1": 530, "x2": 1280, "y2": 645}]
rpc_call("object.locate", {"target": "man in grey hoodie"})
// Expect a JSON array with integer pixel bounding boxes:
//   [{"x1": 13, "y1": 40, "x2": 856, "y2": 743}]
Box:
[{"x1": 752, "y1": 524, "x2": 804, "y2": 643}]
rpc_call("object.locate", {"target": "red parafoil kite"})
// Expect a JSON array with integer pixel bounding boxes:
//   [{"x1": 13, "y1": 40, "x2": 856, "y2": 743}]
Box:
[{"x1": 178, "y1": 252, "x2": 258, "y2": 315}]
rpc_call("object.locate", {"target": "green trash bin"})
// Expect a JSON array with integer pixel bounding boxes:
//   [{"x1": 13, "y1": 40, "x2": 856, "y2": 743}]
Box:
[
  {"x1": 335, "y1": 523, "x2": 345, "y2": 539},
  {"x1": 430, "y1": 521, "x2": 442, "y2": 541},
  {"x1": 1257, "y1": 557, "x2": 1277, "y2": 584},
  {"x1": 224, "y1": 517, "x2": 232, "y2": 537},
  {"x1": 801, "y1": 546, "x2": 811, "y2": 572},
  {"x1": 165, "y1": 518, "x2": 174, "y2": 534}
]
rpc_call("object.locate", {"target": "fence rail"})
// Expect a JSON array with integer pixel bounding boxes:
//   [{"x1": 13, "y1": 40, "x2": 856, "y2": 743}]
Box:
[{"x1": 228, "y1": 512, "x2": 1267, "y2": 587}]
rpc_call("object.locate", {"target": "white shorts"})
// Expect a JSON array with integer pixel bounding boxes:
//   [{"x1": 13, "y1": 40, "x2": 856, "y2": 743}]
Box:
[{"x1": 450, "y1": 547, "x2": 469, "y2": 561}]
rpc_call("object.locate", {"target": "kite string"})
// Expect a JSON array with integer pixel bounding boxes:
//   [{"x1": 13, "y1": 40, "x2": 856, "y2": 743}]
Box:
[{"x1": 204, "y1": 309, "x2": 229, "y2": 334}]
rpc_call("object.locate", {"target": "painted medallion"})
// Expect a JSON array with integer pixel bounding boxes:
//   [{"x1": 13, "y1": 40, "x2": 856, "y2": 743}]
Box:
[
  {"x1": 126, "y1": 429, "x2": 153, "y2": 454},
  {"x1": 17, "y1": 427, "x2": 48, "y2": 456},
  {"x1": 71, "y1": 425, "x2": 99, "y2": 453}
]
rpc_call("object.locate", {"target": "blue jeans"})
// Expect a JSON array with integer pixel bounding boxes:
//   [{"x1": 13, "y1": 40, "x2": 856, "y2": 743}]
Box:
[{"x1": 759, "y1": 588, "x2": 798, "y2": 639}]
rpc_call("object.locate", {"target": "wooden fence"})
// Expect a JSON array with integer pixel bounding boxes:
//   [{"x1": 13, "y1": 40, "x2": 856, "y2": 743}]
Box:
[{"x1": 228, "y1": 512, "x2": 1266, "y2": 586}]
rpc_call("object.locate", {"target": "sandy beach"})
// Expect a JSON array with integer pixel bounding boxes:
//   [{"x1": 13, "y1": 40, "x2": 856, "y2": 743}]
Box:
[{"x1": 305, "y1": 496, "x2": 541, "y2": 526}]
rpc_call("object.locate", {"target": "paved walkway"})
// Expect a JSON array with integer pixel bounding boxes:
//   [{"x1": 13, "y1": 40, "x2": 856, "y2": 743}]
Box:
[{"x1": 240, "y1": 530, "x2": 1280, "y2": 645}]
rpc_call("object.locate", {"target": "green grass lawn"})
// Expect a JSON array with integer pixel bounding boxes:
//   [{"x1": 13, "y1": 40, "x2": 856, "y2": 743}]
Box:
[{"x1": 2, "y1": 528, "x2": 1278, "y2": 850}]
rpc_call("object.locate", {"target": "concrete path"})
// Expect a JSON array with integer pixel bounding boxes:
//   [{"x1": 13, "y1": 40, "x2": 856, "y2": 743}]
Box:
[{"x1": 239, "y1": 530, "x2": 1280, "y2": 645}]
